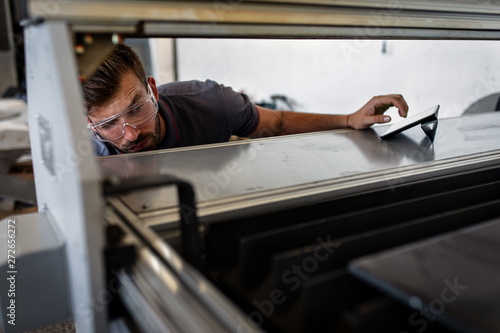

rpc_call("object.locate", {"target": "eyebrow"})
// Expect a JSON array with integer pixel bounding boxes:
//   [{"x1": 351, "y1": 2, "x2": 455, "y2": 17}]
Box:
[
  {"x1": 124, "y1": 92, "x2": 142, "y2": 111},
  {"x1": 88, "y1": 90, "x2": 145, "y2": 124}
]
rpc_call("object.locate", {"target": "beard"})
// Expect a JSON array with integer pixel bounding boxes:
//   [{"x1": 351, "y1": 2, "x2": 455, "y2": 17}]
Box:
[{"x1": 118, "y1": 115, "x2": 161, "y2": 153}]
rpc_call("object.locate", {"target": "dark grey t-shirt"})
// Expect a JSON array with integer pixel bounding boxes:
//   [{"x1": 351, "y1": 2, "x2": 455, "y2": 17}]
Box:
[{"x1": 92, "y1": 80, "x2": 260, "y2": 156}]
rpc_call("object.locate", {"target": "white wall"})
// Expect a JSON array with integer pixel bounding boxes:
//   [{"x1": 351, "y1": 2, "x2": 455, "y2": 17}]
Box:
[
  {"x1": 173, "y1": 39, "x2": 500, "y2": 120},
  {"x1": 149, "y1": 38, "x2": 176, "y2": 84}
]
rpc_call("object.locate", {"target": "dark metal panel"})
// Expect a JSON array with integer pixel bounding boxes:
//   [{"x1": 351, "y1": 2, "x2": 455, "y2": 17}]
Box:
[{"x1": 0, "y1": 0, "x2": 9, "y2": 51}]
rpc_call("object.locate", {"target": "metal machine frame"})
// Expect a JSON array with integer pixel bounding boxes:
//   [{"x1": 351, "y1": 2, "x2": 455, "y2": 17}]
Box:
[
  {"x1": 2, "y1": 1, "x2": 500, "y2": 332},
  {"x1": 24, "y1": 21, "x2": 106, "y2": 332}
]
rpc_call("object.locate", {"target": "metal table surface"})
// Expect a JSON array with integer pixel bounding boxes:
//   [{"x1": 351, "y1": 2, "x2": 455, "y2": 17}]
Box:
[{"x1": 98, "y1": 112, "x2": 500, "y2": 227}]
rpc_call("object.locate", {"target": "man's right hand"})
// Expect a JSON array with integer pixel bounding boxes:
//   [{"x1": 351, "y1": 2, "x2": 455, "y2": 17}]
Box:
[{"x1": 347, "y1": 94, "x2": 409, "y2": 130}]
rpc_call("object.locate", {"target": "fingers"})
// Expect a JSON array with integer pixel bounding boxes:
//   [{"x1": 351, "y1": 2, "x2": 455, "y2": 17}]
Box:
[
  {"x1": 354, "y1": 114, "x2": 391, "y2": 129},
  {"x1": 391, "y1": 94, "x2": 409, "y2": 117},
  {"x1": 372, "y1": 94, "x2": 409, "y2": 118},
  {"x1": 366, "y1": 115, "x2": 391, "y2": 127},
  {"x1": 352, "y1": 94, "x2": 409, "y2": 129}
]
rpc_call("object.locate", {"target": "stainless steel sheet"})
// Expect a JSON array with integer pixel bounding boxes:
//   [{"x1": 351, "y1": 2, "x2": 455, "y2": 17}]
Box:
[{"x1": 98, "y1": 113, "x2": 500, "y2": 226}]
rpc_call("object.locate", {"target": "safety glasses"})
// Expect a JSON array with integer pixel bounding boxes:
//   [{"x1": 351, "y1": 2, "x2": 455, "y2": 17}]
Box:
[{"x1": 87, "y1": 84, "x2": 158, "y2": 142}]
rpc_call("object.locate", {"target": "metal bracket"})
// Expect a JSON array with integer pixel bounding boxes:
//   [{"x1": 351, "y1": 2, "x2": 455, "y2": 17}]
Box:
[
  {"x1": 103, "y1": 175, "x2": 201, "y2": 268},
  {"x1": 421, "y1": 116, "x2": 438, "y2": 143}
]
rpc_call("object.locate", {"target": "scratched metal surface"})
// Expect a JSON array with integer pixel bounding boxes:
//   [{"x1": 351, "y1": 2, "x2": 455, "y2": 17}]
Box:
[{"x1": 98, "y1": 112, "x2": 500, "y2": 225}]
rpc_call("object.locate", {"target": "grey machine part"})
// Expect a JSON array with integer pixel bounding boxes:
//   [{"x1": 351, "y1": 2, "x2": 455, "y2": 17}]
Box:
[
  {"x1": 349, "y1": 217, "x2": 500, "y2": 333},
  {"x1": 2, "y1": 0, "x2": 500, "y2": 332},
  {"x1": 0, "y1": 213, "x2": 69, "y2": 332}
]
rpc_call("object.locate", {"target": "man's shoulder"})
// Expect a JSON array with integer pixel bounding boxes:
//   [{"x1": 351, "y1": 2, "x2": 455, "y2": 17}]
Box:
[
  {"x1": 157, "y1": 79, "x2": 220, "y2": 97},
  {"x1": 92, "y1": 138, "x2": 116, "y2": 156}
]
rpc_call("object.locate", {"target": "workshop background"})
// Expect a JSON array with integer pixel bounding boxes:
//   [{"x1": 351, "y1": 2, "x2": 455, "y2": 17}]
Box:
[{"x1": 152, "y1": 38, "x2": 500, "y2": 120}]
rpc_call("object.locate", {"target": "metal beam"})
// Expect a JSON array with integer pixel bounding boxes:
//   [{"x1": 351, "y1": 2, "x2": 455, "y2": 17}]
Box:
[
  {"x1": 24, "y1": 21, "x2": 106, "y2": 333},
  {"x1": 26, "y1": 0, "x2": 500, "y2": 39}
]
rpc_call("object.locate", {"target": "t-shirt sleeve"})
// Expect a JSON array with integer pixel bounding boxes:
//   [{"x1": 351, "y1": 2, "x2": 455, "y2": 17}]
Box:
[{"x1": 218, "y1": 84, "x2": 260, "y2": 137}]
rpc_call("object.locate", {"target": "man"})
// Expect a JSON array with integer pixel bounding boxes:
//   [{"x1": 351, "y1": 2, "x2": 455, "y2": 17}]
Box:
[{"x1": 84, "y1": 44, "x2": 408, "y2": 156}]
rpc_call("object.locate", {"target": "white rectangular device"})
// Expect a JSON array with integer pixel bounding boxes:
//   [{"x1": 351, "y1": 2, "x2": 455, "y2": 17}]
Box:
[{"x1": 380, "y1": 105, "x2": 439, "y2": 139}]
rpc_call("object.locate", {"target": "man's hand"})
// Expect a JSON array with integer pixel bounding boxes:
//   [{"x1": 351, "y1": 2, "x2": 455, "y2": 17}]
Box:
[{"x1": 347, "y1": 94, "x2": 409, "y2": 130}]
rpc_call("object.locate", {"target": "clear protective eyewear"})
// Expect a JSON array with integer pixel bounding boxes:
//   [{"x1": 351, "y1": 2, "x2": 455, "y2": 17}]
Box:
[{"x1": 87, "y1": 84, "x2": 159, "y2": 142}]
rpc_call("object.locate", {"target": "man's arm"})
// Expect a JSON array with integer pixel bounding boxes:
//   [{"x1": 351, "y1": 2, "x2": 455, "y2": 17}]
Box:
[{"x1": 249, "y1": 94, "x2": 408, "y2": 138}]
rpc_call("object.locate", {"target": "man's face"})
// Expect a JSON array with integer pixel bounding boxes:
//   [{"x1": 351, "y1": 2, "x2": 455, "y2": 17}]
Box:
[{"x1": 87, "y1": 72, "x2": 162, "y2": 153}]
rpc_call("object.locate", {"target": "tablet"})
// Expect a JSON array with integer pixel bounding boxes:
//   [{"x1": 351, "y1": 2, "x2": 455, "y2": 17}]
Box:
[{"x1": 380, "y1": 105, "x2": 439, "y2": 139}]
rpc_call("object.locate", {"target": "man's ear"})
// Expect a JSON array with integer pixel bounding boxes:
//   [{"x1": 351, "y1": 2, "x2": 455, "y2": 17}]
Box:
[{"x1": 148, "y1": 76, "x2": 159, "y2": 100}]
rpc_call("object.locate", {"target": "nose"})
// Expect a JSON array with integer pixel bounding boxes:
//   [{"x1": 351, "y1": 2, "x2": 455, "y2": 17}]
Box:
[{"x1": 122, "y1": 123, "x2": 141, "y2": 141}]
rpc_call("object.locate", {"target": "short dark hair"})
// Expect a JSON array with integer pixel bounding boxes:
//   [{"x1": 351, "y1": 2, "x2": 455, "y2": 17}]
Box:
[{"x1": 82, "y1": 44, "x2": 147, "y2": 113}]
